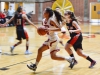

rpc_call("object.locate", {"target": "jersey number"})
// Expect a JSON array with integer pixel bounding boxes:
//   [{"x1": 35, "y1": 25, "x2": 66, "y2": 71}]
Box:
[{"x1": 17, "y1": 19, "x2": 21, "y2": 25}]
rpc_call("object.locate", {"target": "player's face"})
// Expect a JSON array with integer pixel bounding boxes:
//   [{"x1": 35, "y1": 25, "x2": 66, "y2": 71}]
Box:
[{"x1": 43, "y1": 10, "x2": 49, "y2": 18}]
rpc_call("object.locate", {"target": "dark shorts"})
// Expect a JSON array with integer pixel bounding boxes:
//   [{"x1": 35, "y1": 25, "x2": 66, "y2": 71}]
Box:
[
  {"x1": 16, "y1": 29, "x2": 29, "y2": 40},
  {"x1": 67, "y1": 33, "x2": 83, "y2": 51}
]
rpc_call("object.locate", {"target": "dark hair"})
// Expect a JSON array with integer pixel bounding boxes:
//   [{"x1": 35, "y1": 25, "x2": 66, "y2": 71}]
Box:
[
  {"x1": 53, "y1": 10, "x2": 63, "y2": 24},
  {"x1": 45, "y1": 7, "x2": 53, "y2": 17},
  {"x1": 14, "y1": 6, "x2": 22, "y2": 24},
  {"x1": 65, "y1": 11, "x2": 78, "y2": 22},
  {"x1": 45, "y1": 7, "x2": 63, "y2": 24},
  {"x1": 17, "y1": 6, "x2": 22, "y2": 13}
]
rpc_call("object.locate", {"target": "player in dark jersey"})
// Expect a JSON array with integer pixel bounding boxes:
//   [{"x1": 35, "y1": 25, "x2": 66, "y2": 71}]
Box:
[
  {"x1": 4, "y1": 6, "x2": 37, "y2": 54},
  {"x1": 64, "y1": 11, "x2": 96, "y2": 68}
]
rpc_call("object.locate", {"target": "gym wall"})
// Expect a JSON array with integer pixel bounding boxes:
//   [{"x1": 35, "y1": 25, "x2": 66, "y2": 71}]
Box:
[
  {"x1": 32, "y1": 0, "x2": 98, "y2": 23},
  {"x1": 0, "y1": 0, "x2": 98, "y2": 23}
]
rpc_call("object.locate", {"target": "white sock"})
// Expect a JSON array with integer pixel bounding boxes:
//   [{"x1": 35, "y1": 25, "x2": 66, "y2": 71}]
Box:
[
  {"x1": 65, "y1": 57, "x2": 70, "y2": 61},
  {"x1": 35, "y1": 62, "x2": 39, "y2": 66}
]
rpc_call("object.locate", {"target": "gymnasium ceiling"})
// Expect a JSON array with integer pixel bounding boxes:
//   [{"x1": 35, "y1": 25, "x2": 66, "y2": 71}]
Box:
[{"x1": 0, "y1": 0, "x2": 55, "y2": 2}]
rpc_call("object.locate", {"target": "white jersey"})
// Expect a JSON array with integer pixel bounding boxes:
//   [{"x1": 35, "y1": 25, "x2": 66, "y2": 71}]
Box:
[
  {"x1": 42, "y1": 18, "x2": 59, "y2": 41},
  {"x1": 42, "y1": 17, "x2": 60, "y2": 52}
]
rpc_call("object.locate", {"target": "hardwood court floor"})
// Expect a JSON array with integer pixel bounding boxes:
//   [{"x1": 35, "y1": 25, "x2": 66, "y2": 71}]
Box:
[{"x1": 0, "y1": 24, "x2": 100, "y2": 75}]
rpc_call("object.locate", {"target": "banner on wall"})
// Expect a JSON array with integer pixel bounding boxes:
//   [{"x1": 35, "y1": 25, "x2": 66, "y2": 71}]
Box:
[{"x1": 23, "y1": 3, "x2": 35, "y2": 14}]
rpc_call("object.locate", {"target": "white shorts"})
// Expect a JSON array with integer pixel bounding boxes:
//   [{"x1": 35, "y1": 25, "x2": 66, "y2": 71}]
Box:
[
  {"x1": 43, "y1": 39, "x2": 60, "y2": 53},
  {"x1": 61, "y1": 27, "x2": 66, "y2": 32}
]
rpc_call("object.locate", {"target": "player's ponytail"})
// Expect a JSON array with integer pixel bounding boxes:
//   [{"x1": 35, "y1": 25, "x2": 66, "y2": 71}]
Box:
[{"x1": 53, "y1": 10, "x2": 63, "y2": 24}]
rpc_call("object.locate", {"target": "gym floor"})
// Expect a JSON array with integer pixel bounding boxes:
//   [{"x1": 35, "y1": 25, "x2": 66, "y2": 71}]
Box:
[{"x1": 0, "y1": 23, "x2": 100, "y2": 75}]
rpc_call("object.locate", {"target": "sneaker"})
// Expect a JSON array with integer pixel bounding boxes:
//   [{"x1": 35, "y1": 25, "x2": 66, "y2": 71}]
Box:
[
  {"x1": 67, "y1": 57, "x2": 75, "y2": 69},
  {"x1": 27, "y1": 63, "x2": 37, "y2": 71},
  {"x1": 25, "y1": 50, "x2": 32, "y2": 55},
  {"x1": 69, "y1": 59, "x2": 78, "y2": 67},
  {"x1": 89, "y1": 60, "x2": 96, "y2": 68},
  {"x1": 10, "y1": 46, "x2": 14, "y2": 54}
]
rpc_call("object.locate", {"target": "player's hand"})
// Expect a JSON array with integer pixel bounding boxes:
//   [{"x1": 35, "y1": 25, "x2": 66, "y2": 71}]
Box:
[
  {"x1": 45, "y1": 28, "x2": 50, "y2": 31},
  {"x1": 69, "y1": 30, "x2": 74, "y2": 33}
]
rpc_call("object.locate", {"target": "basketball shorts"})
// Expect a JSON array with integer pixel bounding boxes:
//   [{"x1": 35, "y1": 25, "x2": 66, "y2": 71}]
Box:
[
  {"x1": 67, "y1": 33, "x2": 83, "y2": 51},
  {"x1": 16, "y1": 29, "x2": 29, "y2": 40},
  {"x1": 43, "y1": 39, "x2": 60, "y2": 53}
]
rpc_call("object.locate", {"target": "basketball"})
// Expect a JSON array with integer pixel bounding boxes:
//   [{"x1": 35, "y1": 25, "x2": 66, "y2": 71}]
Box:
[{"x1": 37, "y1": 26, "x2": 47, "y2": 35}]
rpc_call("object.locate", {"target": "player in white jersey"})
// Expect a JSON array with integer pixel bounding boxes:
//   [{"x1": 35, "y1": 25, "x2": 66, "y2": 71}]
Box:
[{"x1": 27, "y1": 7, "x2": 75, "y2": 72}]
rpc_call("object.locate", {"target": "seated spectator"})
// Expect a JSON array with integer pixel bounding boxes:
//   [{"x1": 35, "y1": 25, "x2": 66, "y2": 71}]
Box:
[
  {"x1": 7, "y1": 5, "x2": 15, "y2": 26},
  {"x1": 0, "y1": 11, "x2": 6, "y2": 24}
]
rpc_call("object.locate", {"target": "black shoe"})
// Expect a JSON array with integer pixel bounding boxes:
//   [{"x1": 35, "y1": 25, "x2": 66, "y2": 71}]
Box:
[
  {"x1": 89, "y1": 60, "x2": 96, "y2": 68},
  {"x1": 69, "y1": 59, "x2": 78, "y2": 67},
  {"x1": 27, "y1": 63, "x2": 37, "y2": 71},
  {"x1": 69, "y1": 58, "x2": 76, "y2": 69}
]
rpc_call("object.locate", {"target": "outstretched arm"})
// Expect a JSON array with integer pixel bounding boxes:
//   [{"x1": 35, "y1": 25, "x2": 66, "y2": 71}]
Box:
[
  {"x1": 23, "y1": 14, "x2": 37, "y2": 29},
  {"x1": 5, "y1": 16, "x2": 14, "y2": 25}
]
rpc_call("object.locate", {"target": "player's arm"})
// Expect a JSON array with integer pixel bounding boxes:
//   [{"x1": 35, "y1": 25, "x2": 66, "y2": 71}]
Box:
[
  {"x1": 46, "y1": 20, "x2": 61, "y2": 31},
  {"x1": 69, "y1": 21, "x2": 81, "y2": 33},
  {"x1": 5, "y1": 16, "x2": 14, "y2": 25},
  {"x1": 23, "y1": 14, "x2": 37, "y2": 29}
]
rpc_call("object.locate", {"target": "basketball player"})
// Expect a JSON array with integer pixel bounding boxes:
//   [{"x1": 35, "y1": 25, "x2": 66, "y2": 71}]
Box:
[
  {"x1": 4, "y1": 6, "x2": 37, "y2": 54},
  {"x1": 27, "y1": 7, "x2": 75, "y2": 71},
  {"x1": 64, "y1": 11, "x2": 96, "y2": 68}
]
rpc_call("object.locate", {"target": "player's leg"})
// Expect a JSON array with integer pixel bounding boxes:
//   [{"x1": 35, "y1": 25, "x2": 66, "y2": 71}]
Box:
[
  {"x1": 10, "y1": 29, "x2": 22, "y2": 53},
  {"x1": 25, "y1": 38, "x2": 32, "y2": 55},
  {"x1": 22, "y1": 30, "x2": 31, "y2": 54},
  {"x1": 65, "y1": 43, "x2": 78, "y2": 67},
  {"x1": 10, "y1": 40, "x2": 22, "y2": 53},
  {"x1": 65, "y1": 43, "x2": 77, "y2": 63},
  {"x1": 76, "y1": 48, "x2": 96, "y2": 68},
  {"x1": 65, "y1": 34, "x2": 83, "y2": 65},
  {"x1": 27, "y1": 44, "x2": 49, "y2": 71},
  {"x1": 65, "y1": 43, "x2": 73, "y2": 55},
  {"x1": 50, "y1": 40, "x2": 75, "y2": 69}
]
